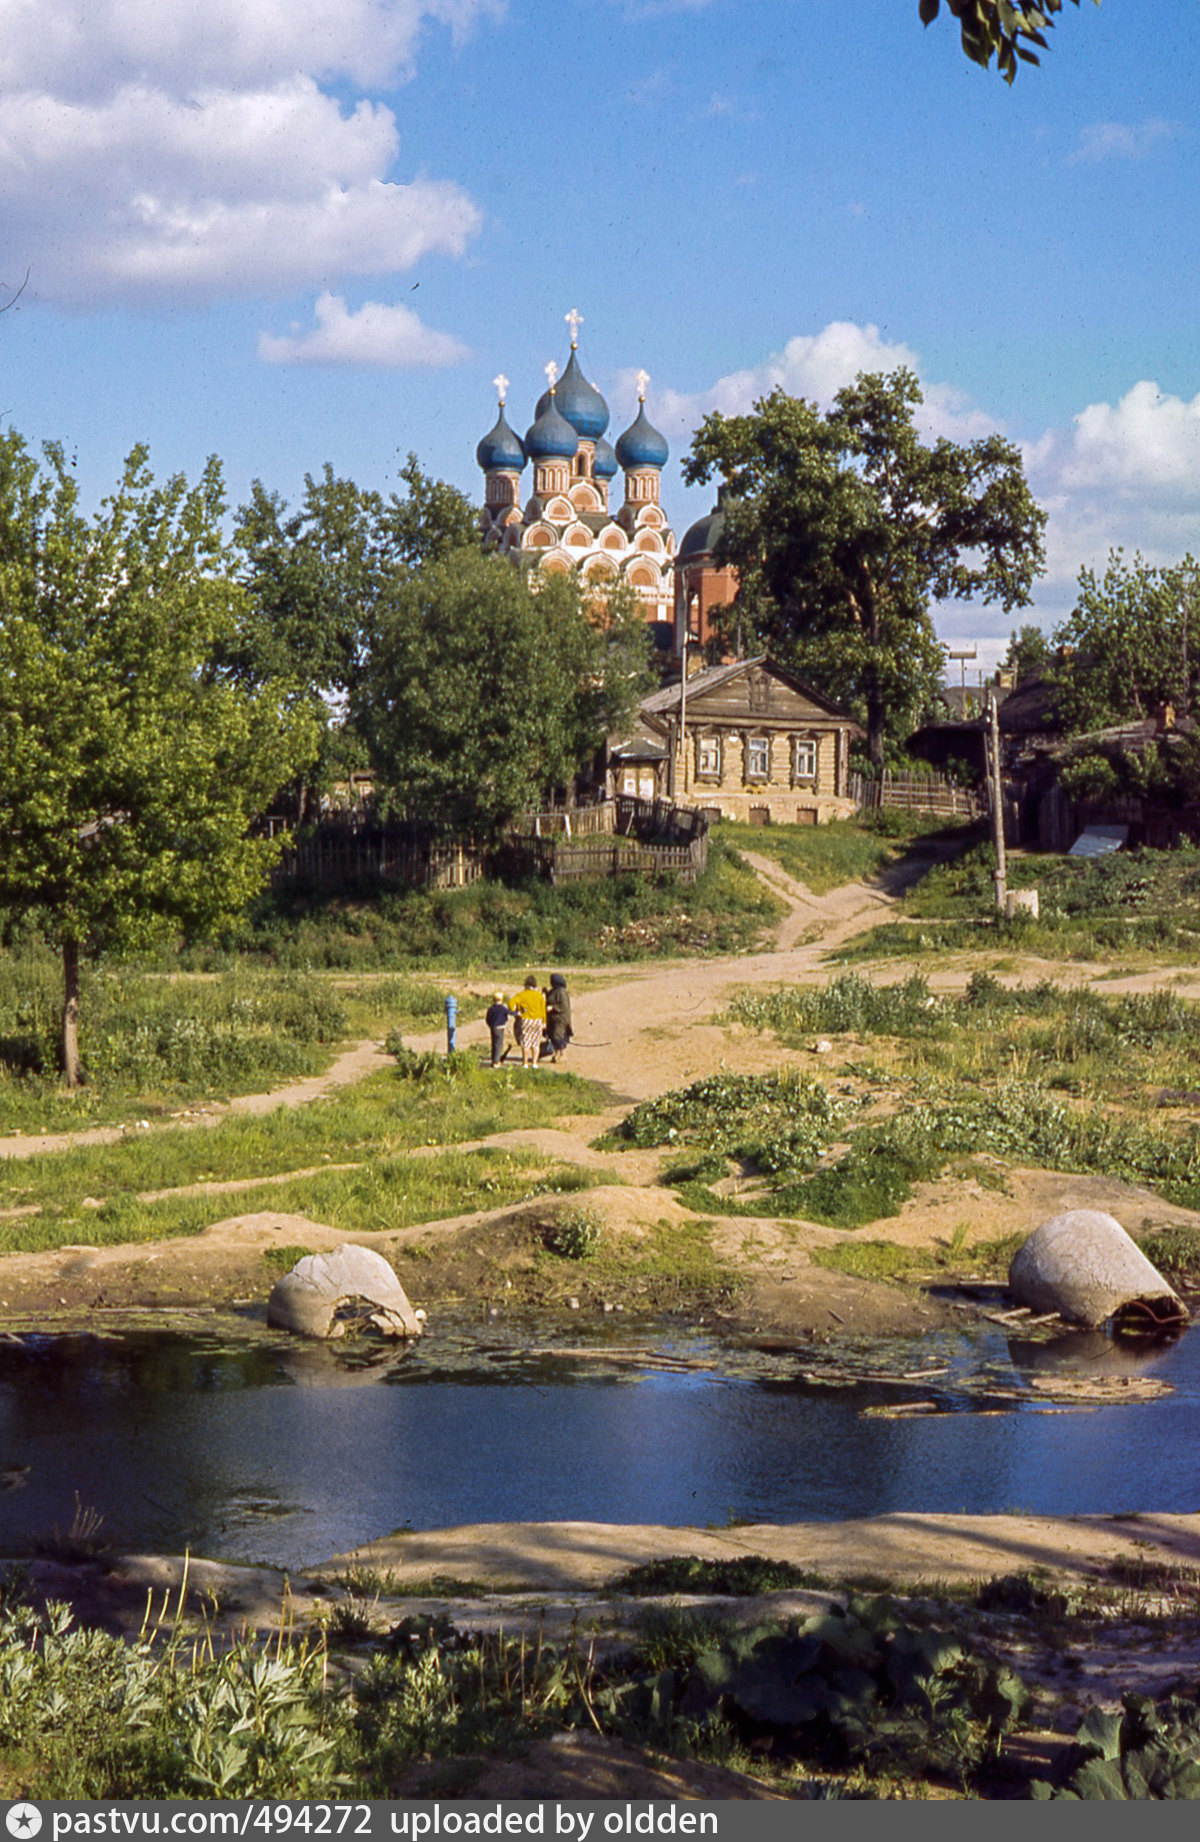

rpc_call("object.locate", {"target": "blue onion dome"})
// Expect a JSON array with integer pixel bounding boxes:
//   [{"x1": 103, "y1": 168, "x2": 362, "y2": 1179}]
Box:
[
  {"x1": 525, "y1": 391, "x2": 578, "y2": 460},
  {"x1": 476, "y1": 404, "x2": 526, "y2": 473},
  {"x1": 616, "y1": 400, "x2": 669, "y2": 471},
  {"x1": 538, "y1": 347, "x2": 609, "y2": 439},
  {"x1": 592, "y1": 434, "x2": 618, "y2": 481}
]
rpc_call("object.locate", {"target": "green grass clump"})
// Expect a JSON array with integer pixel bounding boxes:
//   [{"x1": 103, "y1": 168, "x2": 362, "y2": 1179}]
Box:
[
  {"x1": 610, "y1": 1555, "x2": 827, "y2": 1597},
  {"x1": 808, "y1": 1241, "x2": 923, "y2": 1282},
  {"x1": 729, "y1": 971, "x2": 947, "y2": 1041},
  {"x1": 608, "y1": 1068, "x2": 850, "y2": 1177},
  {"x1": 540, "y1": 1205, "x2": 603, "y2": 1260},
  {"x1": 1135, "y1": 1225, "x2": 1200, "y2": 1284},
  {"x1": 577, "y1": 1219, "x2": 745, "y2": 1312},
  {"x1": 262, "y1": 1244, "x2": 314, "y2": 1273}
]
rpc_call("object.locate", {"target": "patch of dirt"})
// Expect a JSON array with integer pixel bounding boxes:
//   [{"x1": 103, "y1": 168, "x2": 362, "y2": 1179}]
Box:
[{"x1": 405, "y1": 1731, "x2": 788, "y2": 1801}]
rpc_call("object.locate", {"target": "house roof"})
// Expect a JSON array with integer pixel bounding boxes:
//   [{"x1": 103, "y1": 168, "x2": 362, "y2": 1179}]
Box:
[{"x1": 638, "y1": 654, "x2": 854, "y2": 723}]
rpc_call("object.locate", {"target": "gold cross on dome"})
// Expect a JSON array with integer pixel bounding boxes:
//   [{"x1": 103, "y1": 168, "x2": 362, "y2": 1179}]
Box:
[
  {"x1": 544, "y1": 359, "x2": 559, "y2": 390},
  {"x1": 565, "y1": 307, "x2": 584, "y2": 348},
  {"x1": 635, "y1": 368, "x2": 650, "y2": 402},
  {"x1": 493, "y1": 373, "x2": 509, "y2": 405}
]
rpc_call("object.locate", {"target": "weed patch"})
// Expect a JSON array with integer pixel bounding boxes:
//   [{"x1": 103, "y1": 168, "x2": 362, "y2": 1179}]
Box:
[
  {"x1": 611, "y1": 1556, "x2": 828, "y2": 1597},
  {"x1": 841, "y1": 844, "x2": 1200, "y2": 965},
  {"x1": 808, "y1": 1242, "x2": 923, "y2": 1283}
]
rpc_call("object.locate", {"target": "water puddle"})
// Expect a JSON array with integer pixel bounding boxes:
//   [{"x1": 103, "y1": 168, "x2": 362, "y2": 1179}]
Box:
[{"x1": 0, "y1": 1312, "x2": 1193, "y2": 1571}]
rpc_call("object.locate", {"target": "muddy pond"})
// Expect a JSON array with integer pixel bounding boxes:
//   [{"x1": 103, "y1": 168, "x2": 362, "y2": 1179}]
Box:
[{"x1": 0, "y1": 1315, "x2": 1196, "y2": 1571}]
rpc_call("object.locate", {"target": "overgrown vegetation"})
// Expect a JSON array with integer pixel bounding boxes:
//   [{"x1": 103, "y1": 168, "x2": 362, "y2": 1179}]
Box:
[
  {"x1": 844, "y1": 843, "x2": 1200, "y2": 962},
  {"x1": 0, "y1": 1586, "x2": 1034, "y2": 1799},
  {"x1": 1033, "y1": 1694, "x2": 1200, "y2": 1800},
  {"x1": 216, "y1": 838, "x2": 778, "y2": 970},
  {"x1": 618, "y1": 973, "x2": 1200, "y2": 1231},
  {"x1": 0, "y1": 960, "x2": 352, "y2": 1133}
]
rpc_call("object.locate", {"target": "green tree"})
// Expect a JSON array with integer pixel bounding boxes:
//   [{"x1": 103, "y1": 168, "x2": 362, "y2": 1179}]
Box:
[
  {"x1": 919, "y1": 0, "x2": 1097, "y2": 82},
  {"x1": 684, "y1": 369, "x2": 1046, "y2": 764},
  {"x1": 356, "y1": 550, "x2": 650, "y2": 834},
  {"x1": 1053, "y1": 552, "x2": 1200, "y2": 734},
  {"x1": 0, "y1": 431, "x2": 316, "y2": 1085},
  {"x1": 231, "y1": 454, "x2": 477, "y2": 815},
  {"x1": 1002, "y1": 623, "x2": 1050, "y2": 683}
]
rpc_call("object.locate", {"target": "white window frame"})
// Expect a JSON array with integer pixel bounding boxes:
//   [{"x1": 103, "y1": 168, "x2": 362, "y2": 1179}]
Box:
[
  {"x1": 792, "y1": 736, "x2": 818, "y2": 783},
  {"x1": 746, "y1": 734, "x2": 771, "y2": 782},
  {"x1": 696, "y1": 733, "x2": 722, "y2": 779}
]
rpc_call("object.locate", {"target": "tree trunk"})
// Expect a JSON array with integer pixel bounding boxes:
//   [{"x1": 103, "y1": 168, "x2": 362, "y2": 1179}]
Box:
[
  {"x1": 61, "y1": 936, "x2": 82, "y2": 1088},
  {"x1": 867, "y1": 696, "x2": 886, "y2": 768}
]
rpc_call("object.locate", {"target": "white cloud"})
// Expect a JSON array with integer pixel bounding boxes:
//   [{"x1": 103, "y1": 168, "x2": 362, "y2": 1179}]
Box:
[
  {"x1": 1021, "y1": 381, "x2": 1200, "y2": 631},
  {"x1": 636, "y1": 321, "x2": 996, "y2": 446},
  {"x1": 1067, "y1": 118, "x2": 1179, "y2": 165},
  {"x1": 0, "y1": 0, "x2": 501, "y2": 98},
  {"x1": 653, "y1": 322, "x2": 1200, "y2": 660},
  {"x1": 1, "y1": 0, "x2": 498, "y2": 307},
  {"x1": 260, "y1": 291, "x2": 468, "y2": 365}
]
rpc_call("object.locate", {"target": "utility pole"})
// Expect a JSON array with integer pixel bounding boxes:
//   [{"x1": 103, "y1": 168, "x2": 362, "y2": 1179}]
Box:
[{"x1": 988, "y1": 684, "x2": 1007, "y2": 913}]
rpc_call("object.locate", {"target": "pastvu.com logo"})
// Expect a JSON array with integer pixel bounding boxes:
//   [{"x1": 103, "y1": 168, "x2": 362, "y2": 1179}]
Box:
[{"x1": 6, "y1": 1805, "x2": 42, "y2": 1838}]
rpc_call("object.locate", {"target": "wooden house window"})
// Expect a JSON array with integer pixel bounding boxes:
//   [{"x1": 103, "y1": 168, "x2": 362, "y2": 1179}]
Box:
[
  {"x1": 696, "y1": 734, "x2": 722, "y2": 779},
  {"x1": 791, "y1": 737, "x2": 817, "y2": 783},
  {"x1": 746, "y1": 735, "x2": 771, "y2": 782}
]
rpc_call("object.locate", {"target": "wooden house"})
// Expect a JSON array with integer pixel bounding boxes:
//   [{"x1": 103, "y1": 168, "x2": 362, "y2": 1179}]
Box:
[{"x1": 612, "y1": 656, "x2": 859, "y2": 823}]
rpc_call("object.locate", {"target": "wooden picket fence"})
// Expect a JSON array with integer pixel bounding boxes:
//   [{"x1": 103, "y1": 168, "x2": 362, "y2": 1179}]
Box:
[
  {"x1": 510, "y1": 795, "x2": 709, "y2": 884},
  {"x1": 272, "y1": 825, "x2": 486, "y2": 890},
  {"x1": 271, "y1": 795, "x2": 709, "y2": 890},
  {"x1": 850, "y1": 769, "x2": 983, "y2": 820}
]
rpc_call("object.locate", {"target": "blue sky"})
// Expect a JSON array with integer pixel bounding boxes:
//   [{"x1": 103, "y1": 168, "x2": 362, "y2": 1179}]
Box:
[{"x1": 5, "y1": 0, "x2": 1197, "y2": 674}]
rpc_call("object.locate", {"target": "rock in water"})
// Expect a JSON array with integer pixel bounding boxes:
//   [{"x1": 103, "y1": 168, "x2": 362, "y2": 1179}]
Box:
[
  {"x1": 1008, "y1": 1209, "x2": 1184, "y2": 1329},
  {"x1": 267, "y1": 1243, "x2": 423, "y2": 1340}
]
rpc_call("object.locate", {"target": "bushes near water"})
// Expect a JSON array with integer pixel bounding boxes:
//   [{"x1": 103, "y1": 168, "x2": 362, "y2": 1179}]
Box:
[{"x1": 0, "y1": 1586, "x2": 1030, "y2": 1799}]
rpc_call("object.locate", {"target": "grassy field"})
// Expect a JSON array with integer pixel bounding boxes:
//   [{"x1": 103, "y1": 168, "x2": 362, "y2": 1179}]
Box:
[
  {"x1": 841, "y1": 841, "x2": 1200, "y2": 963},
  {"x1": 0, "y1": 960, "x2": 491, "y2": 1136},
  {"x1": 606, "y1": 971, "x2": 1200, "y2": 1264},
  {"x1": 715, "y1": 810, "x2": 957, "y2": 894},
  {"x1": 0, "y1": 1056, "x2": 604, "y2": 1254}
]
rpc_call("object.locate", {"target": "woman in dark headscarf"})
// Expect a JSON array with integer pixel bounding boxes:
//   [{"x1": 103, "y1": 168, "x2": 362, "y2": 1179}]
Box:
[{"x1": 544, "y1": 973, "x2": 573, "y2": 1064}]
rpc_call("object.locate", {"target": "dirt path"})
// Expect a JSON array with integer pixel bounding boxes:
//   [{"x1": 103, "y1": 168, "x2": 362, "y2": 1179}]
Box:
[{"x1": 0, "y1": 1037, "x2": 391, "y2": 1163}]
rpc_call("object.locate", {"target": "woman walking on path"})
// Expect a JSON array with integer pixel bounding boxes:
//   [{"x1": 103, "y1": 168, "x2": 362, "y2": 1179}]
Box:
[
  {"x1": 509, "y1": 975, "x2": 547, "y2": 1069},
  {"x1": 544, "y1": 973, "x2": 573, "y2": 1064}
]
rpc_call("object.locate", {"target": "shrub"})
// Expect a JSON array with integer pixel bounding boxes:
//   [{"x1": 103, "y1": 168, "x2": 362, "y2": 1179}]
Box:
[{"x1": 541, "y1": 1206, "x2": 602, "y2": 1259}]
